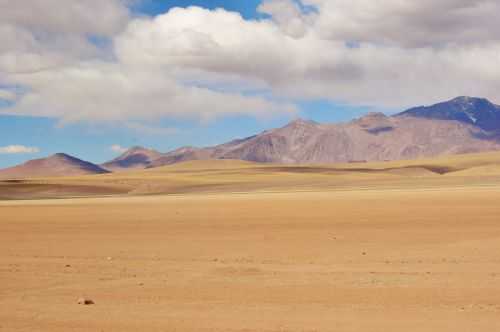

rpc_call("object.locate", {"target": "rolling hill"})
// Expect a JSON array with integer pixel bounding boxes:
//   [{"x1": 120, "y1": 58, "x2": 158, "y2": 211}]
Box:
[
  {"x1": 3, "y1": 151, "x2": 500, "y2": 200},
  {"x1": 0, "y1": 153, "x2": 109, "y2": 179}
]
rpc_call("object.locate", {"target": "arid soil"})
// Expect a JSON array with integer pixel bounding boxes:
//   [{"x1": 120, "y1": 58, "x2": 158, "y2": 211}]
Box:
[{"x1": 2, "y1": 182, "x2": 500, "y2": 331}]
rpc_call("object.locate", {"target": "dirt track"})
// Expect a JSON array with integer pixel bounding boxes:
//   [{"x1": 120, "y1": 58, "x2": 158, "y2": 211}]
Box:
[{"x1": 2, "y1": 186, "x2": 500, "y2": 331}]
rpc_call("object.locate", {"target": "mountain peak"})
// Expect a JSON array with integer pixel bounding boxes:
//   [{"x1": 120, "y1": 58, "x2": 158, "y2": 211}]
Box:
[
  {"x1": 353, "y1": 112, "x2": 390, "y2": 129},
  {"x1": 286, "y1": 118, "x2": 318, "y2": 127},
  {"x1": 124, "y1": 146, "x2": 149, "y2": 154},
  {"x1": 452, "y1": 96, "x2": 475, "y2": 102},
  {"x1": 47, "y1": 153, "x2": 82, "y2": 162},
  {"x1": 51, "y1": 152, "x2": 71, "y2": 158},
  {"x1": 117, "y1": 146, "x2": 161, "y2": 158},
  {"x1": 450, "y1": 96, "x2": 495, "y2": 107},
  {"x1": 102, "y1": 146, "x2": 162, "y2": 171},
  {"x1": 452, "y1": 96, "x2": 486, "y2": 102},
  {"x1": 396, "y1": 96, "x2": 500, "y2": 132}
]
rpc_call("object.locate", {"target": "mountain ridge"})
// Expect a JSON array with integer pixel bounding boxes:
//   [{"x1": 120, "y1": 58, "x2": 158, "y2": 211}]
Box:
[
  {"x1": 123, "y1": 96, "x2": 500, "y2": 166},
  {"x1": 3, "y1": 96, "x2": 500, "y2": 178}
]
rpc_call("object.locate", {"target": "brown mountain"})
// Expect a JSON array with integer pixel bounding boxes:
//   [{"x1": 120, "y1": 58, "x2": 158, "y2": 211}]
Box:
[
  {"x1": 0, "y1": 153, "x2": 109, "y2": 179},
  {"x1": 129, "y1": 114, "x2": 498, "y2": 167},
  {"x1": 100, "y1": 101, "x2": 500, "y2": 169},
  {"x1": 101, "y1": 146, "x2": 162, "y2": 171}
]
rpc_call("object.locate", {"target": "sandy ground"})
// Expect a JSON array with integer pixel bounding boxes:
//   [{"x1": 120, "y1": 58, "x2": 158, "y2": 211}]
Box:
[{"x1": 2, "y1": 185, "x2": 500, "y2": 331}]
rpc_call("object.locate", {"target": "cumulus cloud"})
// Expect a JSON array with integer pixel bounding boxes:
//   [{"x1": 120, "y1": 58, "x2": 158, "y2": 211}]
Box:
[
  {"x1": 112, "y1": 4, "x2": 500, "y2": 108},
  {"x1": 305, "y1": 0, "x2": 500, "y2": 48},
  {"x1": 0, "y1": 145, "x2": 40, "y2": 154},
  {"x1": 0, "y1": 0, "x2": 130, "y2": 75},
  {"x1": 110, "y1": 144, "x2": 128, "y2": 153},
  {"x1": 257, "y1": 0, "x2": 315, "y2": 38},
  {"x1": 0, "y1": 0, "x2": 129, "y2": 36},
  {"x1": 1, "y1": 2, "x2": 296, "y2": 123},
  {"x1": 7, "y1": 62, "x2": 296, "y2": 123},
  {"x1": 1, "y1": 0, "x2": 500, "y2": 124}
]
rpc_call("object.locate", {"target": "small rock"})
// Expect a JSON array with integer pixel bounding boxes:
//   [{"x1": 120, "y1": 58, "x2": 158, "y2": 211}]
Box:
[{"x1": 77, "y1": 297, "x2": 94, "y2": 305}]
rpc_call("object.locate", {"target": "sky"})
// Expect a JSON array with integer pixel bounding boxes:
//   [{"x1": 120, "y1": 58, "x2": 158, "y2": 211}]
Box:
[{"x1": 1, "y1": 0, "x2": 500, "y2": 168}]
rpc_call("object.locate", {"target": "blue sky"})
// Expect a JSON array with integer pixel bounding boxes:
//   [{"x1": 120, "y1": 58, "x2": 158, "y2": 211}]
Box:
[
  {"x1": 1, "y1": 0, "x2": 499, "y2": 168},
  {"x1": 135, "y1": 0, "x2": 264, "y2": 19},
  {"x1": 0, "y1": 0, "x2": 387, "y2": 168}
]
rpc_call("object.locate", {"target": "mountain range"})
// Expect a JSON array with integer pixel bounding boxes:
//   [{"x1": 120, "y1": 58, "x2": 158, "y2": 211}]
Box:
[{"x1": 2, "y1": 96, "x2": 500, "y2": 178}]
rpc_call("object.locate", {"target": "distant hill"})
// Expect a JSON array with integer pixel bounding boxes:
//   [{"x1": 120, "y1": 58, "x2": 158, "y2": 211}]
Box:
[
  {"x1": 0, "y1": 153, "x2": 109, "y2": 179},
  {"x1": 101, "y1": 146, "x2": 162, "y2": 171},
  {"x1": 396, "y1": 96, "x2": 500, "y2": 132}
]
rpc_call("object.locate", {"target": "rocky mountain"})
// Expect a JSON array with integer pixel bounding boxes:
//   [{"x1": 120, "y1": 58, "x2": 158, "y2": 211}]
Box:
[
  {"x1": 101, "y1": 97, "x2": 500, "y2": 168},
  {"x1": 201, "y1": 114, "x2": 500, "y2": 164},
  {"x1": 101, "y1": 146, "x2": 162, "y2": 171},
  {"x1": 0, "y1": 153, "x2": 109, "y2": 179},
  {"x1": 111, "y1": 107, "x2": 500, "y2": 168},
  {"x1": 396, "y1": 96, "x2": 500, "y2": 132}
]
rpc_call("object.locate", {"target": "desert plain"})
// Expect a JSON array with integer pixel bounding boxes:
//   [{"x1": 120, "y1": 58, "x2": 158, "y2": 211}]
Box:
[{"x1": 2, "y1": 153, "x2": 500, "y2": 331}]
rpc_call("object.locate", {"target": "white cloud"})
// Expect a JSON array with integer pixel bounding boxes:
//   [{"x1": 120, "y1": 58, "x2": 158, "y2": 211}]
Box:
[
  {"x1": 1, "y1": 1, "x2": 500, "y2": 124},
  {"x1": 305, "y1": 0, "x2": 500, "y2": 48},
  {"x1": 112, "y1": 4, "x2": 500, "y2": 108},
  {"x1": 0, "y1": 0, "x2": 129, "y2": 36},
  {"x1": 1, "y1": 3, "x2": 297, "y2": 123},
  {"x1": 258, "y1": 0, "x2": 315, "y2": 38},
  {"x1": 0, "y1": 145, "x2": 40, "y2": 154},
  {"x1": 0, "y1": 0, "x2": 130, "y2": 75},
  {"x1": 110, "y1": 144, "x2": 128, "y2": 153},
  {"x1": 6, "y1": 62, "x2": 296, "y2": 123}
]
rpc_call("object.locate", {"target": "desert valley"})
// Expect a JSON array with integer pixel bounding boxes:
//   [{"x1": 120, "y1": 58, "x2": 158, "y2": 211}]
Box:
[
  {"x1": 2, "y1": 97, "x2": 500, "y2": 331},
  {"x1": 2, "y1": 1, "x2": 500, "y2": 330}
]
